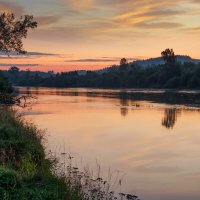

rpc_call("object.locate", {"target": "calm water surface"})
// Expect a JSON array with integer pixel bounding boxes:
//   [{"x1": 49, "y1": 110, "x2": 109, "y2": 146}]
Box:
[{"x1": 16, "y1": 87, "x2": 200, "y2": 200}]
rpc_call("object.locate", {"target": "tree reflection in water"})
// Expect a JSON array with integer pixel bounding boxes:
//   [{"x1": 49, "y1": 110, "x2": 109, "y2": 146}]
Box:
[
  {"x1": 120, "y1": 107, "x2": 128, "y2": 117},
  {"x1": 162, "y1": 108, "x2": 181, "y2": 129},
  {"x1": 120, "y1": 98, "x2": 129, "y2": 117}
]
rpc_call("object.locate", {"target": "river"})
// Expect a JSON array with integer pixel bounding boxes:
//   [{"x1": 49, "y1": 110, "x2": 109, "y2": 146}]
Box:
[{"x1": 15, "y1": 87, "x2": 200, "y2": 200}]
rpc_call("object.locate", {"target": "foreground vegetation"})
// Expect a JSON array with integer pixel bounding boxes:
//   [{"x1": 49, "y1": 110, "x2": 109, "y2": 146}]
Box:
[
  {"x1": 0, "y1": 107, "x2": 69, "y2": 199},
  {"x1": 0, "y1": 106, "x2": 140, "y2": 200}
]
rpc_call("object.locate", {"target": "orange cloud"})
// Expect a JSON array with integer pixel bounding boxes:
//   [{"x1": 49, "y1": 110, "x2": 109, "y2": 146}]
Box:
[
  {"x1": 36, "y1": 16, "x2": 62, "y2": 26},
  {"x1": 0, "y1": 1, "x2": 24, "y2": 16},
  {"x1": 65, "y1": 0, "x2": 95, "y2": 10}
]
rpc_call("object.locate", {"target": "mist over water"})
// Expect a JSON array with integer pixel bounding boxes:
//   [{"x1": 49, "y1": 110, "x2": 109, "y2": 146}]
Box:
[{"x1": 16, "y1": 87, "x2": 200, "y2": 200}]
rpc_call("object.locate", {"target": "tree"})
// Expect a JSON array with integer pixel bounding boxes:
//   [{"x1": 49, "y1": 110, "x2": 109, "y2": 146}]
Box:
[
  {"x1": 0, "y1": 12, "x2": 37, "y2": 104},
  {"x1": 120, "y1": 58, "x2": 128, "y2": 66},
  {"x1": 161, "y1": 48, "x2": 176, "y2": 66},
  {"x1": 0, "y1": 12, "x2": 37, "y2": 54},
  {"x1": 9, "y1": 66, "x2": 20, "y2": 74}
]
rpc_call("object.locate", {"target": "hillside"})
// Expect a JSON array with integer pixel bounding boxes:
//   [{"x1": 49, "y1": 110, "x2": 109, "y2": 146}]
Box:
[
  {"x1": 133, "y1": 55, "x2": 200, "y2": 68},
  {"x1": 98, "y1": 55, "x2": 200, "y2": 74}
]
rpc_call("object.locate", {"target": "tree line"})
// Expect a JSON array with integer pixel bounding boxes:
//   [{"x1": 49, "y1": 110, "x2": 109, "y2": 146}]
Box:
[{"x1": 5, "y1": 50, "x2": 200, "y2": 89}]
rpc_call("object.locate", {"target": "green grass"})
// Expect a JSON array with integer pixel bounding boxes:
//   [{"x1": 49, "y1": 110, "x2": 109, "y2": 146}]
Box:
[{"x1": 0, "y1": 106, "x2": 69, "y2": 200}]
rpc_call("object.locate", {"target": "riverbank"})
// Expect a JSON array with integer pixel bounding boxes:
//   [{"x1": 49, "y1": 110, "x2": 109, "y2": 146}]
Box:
[
  {"x1": 0, "y1": 106, "x2": 75, "y2": 200},
  {"x1": 0, "y1": 106, "x2": 140, "y2": 200}
]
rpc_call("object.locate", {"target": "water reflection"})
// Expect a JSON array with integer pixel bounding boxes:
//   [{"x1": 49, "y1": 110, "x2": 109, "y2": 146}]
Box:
[
  {"x1": 16, "y1": 87, "x2": 200, "y2": 131},
  {"x1": 16, "y1": 87, "x2": 200, "y2": 106},
  {"x1": 120, "y1": 107, "x2": 128, "y2": 117},
  {"x1": 120, "y1": 98, "x2": 129, "y2": 117},
  {"x1": 162, "y1": 108, "x2": 179, "y2": 129},
  {"x1": 118, "y1": 97, "x2": 180, "y2": 130}
]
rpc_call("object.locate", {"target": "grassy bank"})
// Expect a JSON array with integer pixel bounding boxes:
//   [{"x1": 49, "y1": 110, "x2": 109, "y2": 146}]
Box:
[
  {"x1": 0, "y1": 106, "x2": 140, "y2": 200},
  {"x1": 0, "y1": 106, "x2": 73, "y2": 200}
]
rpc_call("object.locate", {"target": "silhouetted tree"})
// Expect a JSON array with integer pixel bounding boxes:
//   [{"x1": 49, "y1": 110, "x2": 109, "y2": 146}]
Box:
[
  {"x1": 9, "y1": 66, "x2": 20, "y2": 74},
  {"x1": 0, "y1": 12, "x2": 37, "y2": 104},
  {"x1": 120, "y1": 58, "x2": 128, "y2": 66},
  {"x1": 161, "y1": 48, "x2": 176, "y2": 66},
  {"x1": 0, "y1": 12, "x2": 37, "y2": 54}
]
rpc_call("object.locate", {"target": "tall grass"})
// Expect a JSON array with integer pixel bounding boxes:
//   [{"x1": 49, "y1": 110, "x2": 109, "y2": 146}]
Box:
[
  {"x1": 53, "y1": 152, "x2": 140, "y2": 200},
  {"x1": 0, "y1": 106, "x2": 140, "y2": 200},
  {"x1": 0, "y1": 106, "x2": 68, "y2": 200}
]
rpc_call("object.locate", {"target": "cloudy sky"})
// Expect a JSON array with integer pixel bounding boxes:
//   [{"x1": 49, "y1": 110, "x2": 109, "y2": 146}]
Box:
[{"x1": 1, "y1": 0, "x2": 200, "y2": 71}]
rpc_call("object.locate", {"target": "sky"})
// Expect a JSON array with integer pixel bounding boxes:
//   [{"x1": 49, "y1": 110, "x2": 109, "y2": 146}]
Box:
[{"x1": 1, "y1": 0, "x2": 200, "y2": 72}]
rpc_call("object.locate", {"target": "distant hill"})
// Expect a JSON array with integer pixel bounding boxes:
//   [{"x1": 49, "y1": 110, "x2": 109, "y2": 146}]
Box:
[
  {"x1": 132, "y1": 55, "x2": 200, "y2": 68},
  {"x1": 95, "y1": 55, "x2": 200, "y2": 74}
]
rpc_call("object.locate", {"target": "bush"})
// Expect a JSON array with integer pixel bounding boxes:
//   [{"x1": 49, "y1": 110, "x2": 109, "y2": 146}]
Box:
[{"x1": 0, "y1": 167, "x2": 21, "y2": 190}]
